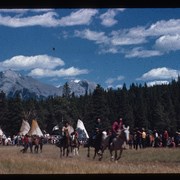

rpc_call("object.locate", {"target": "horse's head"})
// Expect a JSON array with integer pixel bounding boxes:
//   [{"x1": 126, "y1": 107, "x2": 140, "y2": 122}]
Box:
[
  {"x1": 64, "y1": 129, "x2": 70, "y2": 137},
  {"x1": 123, "y1": 126, "x2": 130, "y2": 142},
  {"x1": 102, "y1": 131, "x2": 108, "y2": 140}
]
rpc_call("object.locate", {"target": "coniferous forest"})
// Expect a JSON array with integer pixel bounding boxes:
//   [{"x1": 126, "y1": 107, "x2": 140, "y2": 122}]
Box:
[{"x1": 1, "y1": 78, "x2": 180, "y2": 137}]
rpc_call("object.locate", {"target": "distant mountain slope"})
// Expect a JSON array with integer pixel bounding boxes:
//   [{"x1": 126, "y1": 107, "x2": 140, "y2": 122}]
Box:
[
  {"x1": 0, "y1": 69, "x2": 97, "y2": 99},
  {"x1": 65, "y1": 79, "x2": 97, "y2": 97}
]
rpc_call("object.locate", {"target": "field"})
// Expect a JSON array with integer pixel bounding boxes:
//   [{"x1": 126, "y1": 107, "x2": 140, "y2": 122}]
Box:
[{"x1": 0, "y1": 143, "x2": 180, "y2": 175}]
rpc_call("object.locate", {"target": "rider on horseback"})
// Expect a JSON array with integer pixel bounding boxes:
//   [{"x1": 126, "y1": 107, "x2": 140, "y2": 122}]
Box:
[
  {"x1": 92, "y1": 118, "x2": 102, "y2": 140},
  {"x1": 108, "y1": 117, "x2": 124, "y2": 149},
  {"x1": 62, "y1": 121, "x2": 71, "y2": 142}
]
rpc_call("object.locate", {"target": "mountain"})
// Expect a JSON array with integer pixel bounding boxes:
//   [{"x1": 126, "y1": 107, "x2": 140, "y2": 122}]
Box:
[
  {"x1": 0, "y1": 69, "x2": 97, "y2": 99},
  {"x1": 63, "y1": 79, "x2": 97, "y2": 97}
]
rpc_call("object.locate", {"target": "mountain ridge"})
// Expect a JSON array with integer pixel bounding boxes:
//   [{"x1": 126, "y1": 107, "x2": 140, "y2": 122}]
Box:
[{"x1": 0, "y1": 69, "x2": 97, "y2": 99}]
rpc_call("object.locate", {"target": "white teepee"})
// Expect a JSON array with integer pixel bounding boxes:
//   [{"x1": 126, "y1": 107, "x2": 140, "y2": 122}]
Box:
[
  {"x1": 0, "y1": 127, "x2": 4, "y2": 136},
  {"x1": 19, "y1": 119, "x2": 30, "y2": 136},
  {"x1": 76, "y1": 119, "x2": 89, "y2": 140}
]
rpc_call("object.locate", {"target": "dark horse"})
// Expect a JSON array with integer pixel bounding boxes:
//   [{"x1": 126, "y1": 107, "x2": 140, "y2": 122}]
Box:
[
  {"x1": 55, "y1": 129, "x2": 71, "y2": 157},
  {"x1": 84, "y1": 131, "x2": 104, "y2": 161}
]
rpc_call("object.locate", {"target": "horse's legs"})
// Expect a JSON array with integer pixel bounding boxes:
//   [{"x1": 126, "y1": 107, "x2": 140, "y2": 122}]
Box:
[
  {"x1": 63, "y1": 147, "x2": 65, "y2": 156},
  {"x1": 110, "y1": 149, "x2": 114, "y2": 161},
  {"x1": 29, "y1": 143, "x2": 33, "y2": 153},
  {"x1": 60, "y1": 147, "x2": 62, "y2": 158},
  {"x1": 114, "y1": 150, "x2": 117, "y2": 161},
  {"x1": 40, "y1": 143, "x2": 43, "y2": 153},
  {"x1": 93, "y1": 149, "x2": 97, "y2": 159},
  {"x1": 87, "y1": 146, "x2": 90, "y2": 157},
  {"x1": 66, "y1": 147, "x2": 69, "y2": 157},
  {"x1": 34, "y1": 145, "x2": 38, "y2": 153},
  {"x1": 76, "y1": 147, "x2": 79, "y2": 156},
  {"x1": 72, "y1": 147, "x2": 75, "y2": 156},
  {"x1": 117, "y1": 148, "x2": 123, "y2": 161}
]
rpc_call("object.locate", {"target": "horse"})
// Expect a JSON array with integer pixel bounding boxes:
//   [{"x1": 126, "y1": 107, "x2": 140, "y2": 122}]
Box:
[
  {"x1": 55, "y1": 129, "x2": 71, "y2": 157},
  {"x1": 109, "y1": 125, "x2": 130, "y2": 162},
  {"x1": 70, "y1": 132, "x2": 80, "y2": 156},
  {"x1": 84, "y1": 130, "x2": 105, "y2": 161}
]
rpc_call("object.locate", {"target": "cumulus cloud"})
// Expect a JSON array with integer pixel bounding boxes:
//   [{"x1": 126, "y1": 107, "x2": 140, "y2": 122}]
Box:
[
  {"x1": 0, "y1": 12, "x2": 59, "y2": 27},
  {"x1": 155, "y1": 34, "x2": 180, "y2": 52},
  {"x1": 125, "y1": 47, "x2": 162, "y2": 58},
  {"x1": 0, "y1": 55, "x2": 65, "y2": 70},
  {"x1": 0, "y1": 9, "x2": 98, "y2": 27},
  {"x1": 58, "y1": 9, "x2": 98, "y2": 26},
  {"x1": 0, "y1": 54, "x2": 89, "y2": 79},
  {"x1": 74, "y1": 29, "x2": 108, "y2": 44},
  {"x1": 100, "y1": 9, "x2": 125, "y2": 27},
  {"x1": 111, "y1": 27, "x2": 147, "y2": 46},
  {"x1": 137, "y1": 67, "x2": 180, "y2": 81},
  {"x1": 28, "y1": 67, "x2": 89, "y2": 78},
  {"x1": 146, "y1": 19, "x2": 180, "y2": 36},
  {"x1": 75, "y1": 17, "x2": 180, "y2": 57}
]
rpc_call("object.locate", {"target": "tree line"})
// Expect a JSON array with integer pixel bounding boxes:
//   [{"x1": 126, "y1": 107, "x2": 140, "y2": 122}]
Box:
[{"x1": 1, "y1": 78, "x2": 180, "y2": 137}]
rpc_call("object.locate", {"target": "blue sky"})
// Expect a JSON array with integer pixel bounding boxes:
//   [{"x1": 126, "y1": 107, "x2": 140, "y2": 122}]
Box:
[{"x1": 0, "y1": 8, "x2": 180, "y2": 89}]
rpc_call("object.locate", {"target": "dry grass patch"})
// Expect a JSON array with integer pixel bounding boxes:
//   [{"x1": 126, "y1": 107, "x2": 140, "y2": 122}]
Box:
[{"x1": 0, "y1": 144, "x2": 180, "y2": 174}]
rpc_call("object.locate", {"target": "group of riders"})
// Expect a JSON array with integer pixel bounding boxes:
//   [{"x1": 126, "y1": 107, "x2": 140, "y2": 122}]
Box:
[
  {"x1": 60, "y1": 117, "x2": 126, "y2": 151},
  {"x1": 61, "y1": 116, "x2": 180, "y2": 152}
]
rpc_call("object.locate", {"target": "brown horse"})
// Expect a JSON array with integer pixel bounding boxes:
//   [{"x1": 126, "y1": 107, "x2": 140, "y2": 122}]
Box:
[
  {"x1": 55, "y1": 129, "x2": 71, "y2": 157},
  {"x1": 70, "y1": 132, "x2": 80, "y2": 156},
  {"x1": 109, "y1": 126, "x2": 130, "y2": 162}
]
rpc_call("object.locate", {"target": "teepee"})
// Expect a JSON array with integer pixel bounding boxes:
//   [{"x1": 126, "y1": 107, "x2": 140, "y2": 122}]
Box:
[
  {"x1": 28, "y1": 119, "x2": 43, "y2": 137},
  {"x1": 19, "y1": 119, "x2": 30, "y2": 136},
  {"x1": 76, "y1": 119, "x2": 89, "y2": 140},
  {"x1": 0, "y1": 127, "x2": 4, "y2": 136}
]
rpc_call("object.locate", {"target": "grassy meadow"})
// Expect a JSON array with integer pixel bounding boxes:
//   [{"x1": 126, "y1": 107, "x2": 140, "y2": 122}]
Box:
[{"x1": 0, "y1": 143, "x2": 180, "y2": 174}]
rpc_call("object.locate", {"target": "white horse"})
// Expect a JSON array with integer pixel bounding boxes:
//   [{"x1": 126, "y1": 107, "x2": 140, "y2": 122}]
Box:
[{"x1": 109, "y1": 125, "x2": 130, "y2": 162}]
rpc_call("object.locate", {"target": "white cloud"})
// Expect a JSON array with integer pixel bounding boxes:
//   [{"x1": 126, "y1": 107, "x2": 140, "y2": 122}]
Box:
[
  {"x1": 74, "y1": 29, "x2": 108, "y2": 44},
  {"x1": 137, "y1": 67, "x2": 180, "y2": 81},
  {"x1": 155, "y1": 34, "x2": 180, "y2": 52},
  {"x1": 105, "y1": 75, "x2": 125, "y2": 85},
  {"x1": 0, "y1": 55, "x2": 65, "y2": 70},
  {"x1": 111, "y1": 28, "x2": 147, "y2": 46},
  {"x1": 146, "y1": 80, "x2": 170, "y2": 87},
  {"x1": 0, "y1": 9, "x2": 98, "y2": 27},
  {"x1": 0, "y1": 12, "x2": 59, "y2": 27},
  {"x1": 58, "y1": 9, "x2": 98, "y2": 26},
  {"x1": 125, "y1": 47, "x2": 162, "y2": 58},
  {"x1": 100, "y1": 9, "x2": 125, "y2": 27},
  {"x1": 28, "y1": 67, "x2": 89, "y2": 78},
  {"x1": 147, "y1": 19, "x2": 180, "y2": 36},
  {"x1": 74, "y1": 17, "x2": 180, "y2": 57}
]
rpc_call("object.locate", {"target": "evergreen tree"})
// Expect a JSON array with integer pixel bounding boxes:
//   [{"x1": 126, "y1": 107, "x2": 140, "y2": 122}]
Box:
[
  {"x1": 6, "y1": 94, "x2": 24, "y2": 137},
  {"x1": 62, "y1": 82, "x2": 71, "y2": 99}
]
